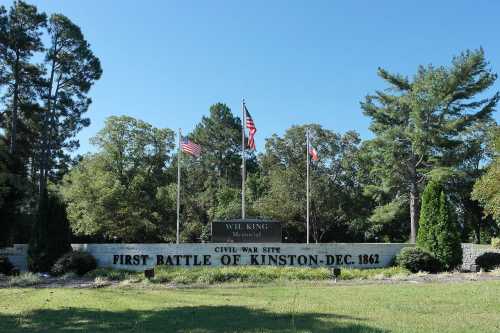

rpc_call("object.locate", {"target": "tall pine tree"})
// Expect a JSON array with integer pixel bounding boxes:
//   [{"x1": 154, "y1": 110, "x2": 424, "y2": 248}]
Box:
[
  {"x1": 0, "y1": 1, "x2": 46, "y2": 247},
  {"x1": 362, "y1": 49, "x2": 498, "y2": 242},
  {"x1": 0, "y1": 1, "x2": 45, "y2": 157},
  {"x1": 38, "y1": 13, "x2": 102, "y2": 194}
]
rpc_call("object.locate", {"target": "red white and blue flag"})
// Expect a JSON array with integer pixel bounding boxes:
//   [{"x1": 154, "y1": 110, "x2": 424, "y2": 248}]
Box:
[
  {"x1": 244, "y1": 104, "x2": 257, "y2": 150},
  {"x1": 181, "y1": 136, "x2": 201, "y2": 157}
]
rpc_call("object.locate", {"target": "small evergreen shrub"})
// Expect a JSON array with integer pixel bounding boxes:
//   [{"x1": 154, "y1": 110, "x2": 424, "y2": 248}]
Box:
[
  {"x1": 417, "y1": 180, "x2": 462, "y2": 270},
  {"x1": 28, "y1": 190, "x2": 72, "y2": 272},
  {"x1": 491, "y1": 238, "x2": 500, "y2": 249},
  {"x1": 51, "y1": 251, "x2": 97, "y2": 276},
  {"x1": 475, "y1": 252, "x2": 500, "y2": 271},
  {"x1": 0, "y1": 256, "x2": 14, "y2": 275},
  {"x1": 395, "y1": 247, "x2": 442, "y2": 273}
]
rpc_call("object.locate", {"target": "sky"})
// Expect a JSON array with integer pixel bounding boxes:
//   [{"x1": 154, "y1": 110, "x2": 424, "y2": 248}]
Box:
[{"x1": 5, "y1": 0, "x2": 500, "y2": 154}]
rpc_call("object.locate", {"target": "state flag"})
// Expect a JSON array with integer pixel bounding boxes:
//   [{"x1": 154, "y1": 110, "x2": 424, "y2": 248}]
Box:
[{"x1": 309, "y1": 147, "x2": 319, "y2": 161}]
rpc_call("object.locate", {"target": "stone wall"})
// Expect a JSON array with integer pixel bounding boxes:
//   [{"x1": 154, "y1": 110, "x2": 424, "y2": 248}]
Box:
[
  {"x1": 461, "y1": 243, "x2": 500, "y2": 271},
  {"x1": 4, "y1": 243, "x2": 497, "y2": 272},
  {"x1": 2, "y1": 243, "x2": 411, "y2": 271},
  {"x1": 0, "y1": 244, "x2": 28, "y2": 272}
]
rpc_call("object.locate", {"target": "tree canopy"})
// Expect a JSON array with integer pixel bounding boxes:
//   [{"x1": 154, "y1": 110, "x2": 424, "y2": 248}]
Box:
[
  {"x1": 472, "y1": 127, "x2": 500, "y2": 224},
  {"x1": 0, "y1": 2, "x2": 497, "y2": 248},
  {"x1": 62, "y1": 116, "x2": 175, "y2": 242},
  {"x1": 361, "y1": 49, "x2": 498, "y2": 242}
]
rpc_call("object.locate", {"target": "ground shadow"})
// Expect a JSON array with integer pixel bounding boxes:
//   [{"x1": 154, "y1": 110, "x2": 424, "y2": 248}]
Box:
[{"x1": 0, "y1": 305, "x2": 388, "y2": 333}]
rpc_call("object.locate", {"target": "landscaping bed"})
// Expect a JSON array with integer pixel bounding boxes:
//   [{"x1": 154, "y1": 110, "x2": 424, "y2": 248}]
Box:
[{"x1": 2, "y1": 266, "x2": 500, "y2": 289}]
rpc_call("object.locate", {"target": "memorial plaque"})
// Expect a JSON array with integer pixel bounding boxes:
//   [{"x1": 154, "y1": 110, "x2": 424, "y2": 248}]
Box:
[
  {"x1": 2, "y1": 243, "x2": 412, "y2": 270},
  {"x1": 211, "y1": 219, "x2": 282, "y2": 243}
]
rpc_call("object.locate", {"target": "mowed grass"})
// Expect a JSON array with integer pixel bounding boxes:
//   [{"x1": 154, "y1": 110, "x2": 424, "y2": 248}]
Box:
[{"x1": 1, "y1": 281, "x2": 499, "y2": 333}]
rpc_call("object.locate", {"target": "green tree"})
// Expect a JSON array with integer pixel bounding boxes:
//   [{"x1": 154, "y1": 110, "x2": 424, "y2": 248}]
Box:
[
  {"x1": 38, "y1": 13, "x2": 102, "y2": 194},
  {"x1": 27, "y1": 188, "x2": 72, "y2": 272},
  {"x1": 361, "y1": 49, "x2": 499, "y2": 242},
  {"x1": 446, "y1": 122, "x2": 498, "y2": 244},
  {"x1": 0, "y1": 1, "x2": 46, "y2": 156},
  {"x1": 257, "y1": 125, "x2": 367, "y2": 243},
  {"x1": 417, "y1": 180, "x2": 462, "y2": 270},
  {"x1": 176, "y1": 103, "x2": 256, "y2": 241},
  {"x1": 0, "y1": 137, "x2": 19, "y2": 247},
  {"x1": 61, "y1": 116, "x2": 175, "y2": 242},
  {"x1": 190, "y1": 103, "x2": 248, "y2": 188},
  {"x1": 0, "y1": 1, "x2": 45, "y2": 247},
  {"x1": 472, "y1": 127, "x2": 500, "y2": 224},
  {"x1": 358, "y1": 141, "x2": 410, "y2": 242}
]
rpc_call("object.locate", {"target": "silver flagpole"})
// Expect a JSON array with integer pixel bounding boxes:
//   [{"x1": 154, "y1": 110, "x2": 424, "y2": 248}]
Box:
[
  {"x1": 176, "y1": 128, "x2": 181, "y2": 244},
  {"x1": 306, "y1": 129, "x2": 310, "y2": 244},
  {"x1": 241, "y1": 99, "x2": 246, "y2": 220}
]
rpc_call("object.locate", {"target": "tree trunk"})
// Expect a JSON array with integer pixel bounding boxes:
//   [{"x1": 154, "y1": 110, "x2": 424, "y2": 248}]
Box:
[
  {"x1": 409, "y1": 185, "x2": 419, "y2": 243},
  {"x1": 474, "y1": 222, "x2": 481, "y2": 244},
  {"x1": 39, "y1": 39, "x2": 58, "y2": 195},
  {"x1": 10, "y1": 52, "x2": 20, "y2": 155},
  {"x1": 408, "y1": 161, "x2": 419, "y2": 243}
]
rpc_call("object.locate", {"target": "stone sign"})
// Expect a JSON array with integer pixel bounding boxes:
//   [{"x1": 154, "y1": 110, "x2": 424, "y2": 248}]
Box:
[
  {"x1": 69, "y1": 243, "x2": 409, "y2": 270},
  {"x1": 2, "y1": 243, "x2": 484, "y2": 272},
  {"x1": 212, "y1": 219, "x2": 282, "y2": 243},
  {"x1": 1, "y1": 243, "x2": 411, "y2": 271}
]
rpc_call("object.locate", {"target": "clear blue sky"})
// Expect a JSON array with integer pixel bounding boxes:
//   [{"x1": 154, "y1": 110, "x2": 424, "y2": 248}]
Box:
[{"x1": 12, "y1": 0, "x2": 500, "y2": 153}]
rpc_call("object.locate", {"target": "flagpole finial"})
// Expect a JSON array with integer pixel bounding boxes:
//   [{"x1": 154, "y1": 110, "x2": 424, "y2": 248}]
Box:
[{"x1": 242, "y1": 98, "x2": 245, "y2": 104}]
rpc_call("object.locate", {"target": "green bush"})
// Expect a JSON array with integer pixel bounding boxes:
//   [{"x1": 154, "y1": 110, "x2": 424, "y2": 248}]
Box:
[
  {"x1": 8, "y1": 272, "x2": 41, "y2": 287},
  {"x1": 339, "y1": 267, "x2": 409, "y2": 280},
  {"x1": 152, "y1": 266, "x2": 332, "y2": 284},
  {"x1": 475, "y1": 252, "x2": 500, "y2": 271},
  {"x1": 491, "y1": 238, "x2": 500, "y2": 249},
  {"x1": 85, "y1": 266, "x2": 411, "y2": 285},
  {"x1": 28, "y1": 190, "x2": 72, "y2": 272},
  {"x1": 0, "y1": 256, "x2": 14, "y2": 275},
  {"x1": 51, "y1": 251, "x2": 97, "y2": 276},
  {"x1": 417, "y1": 180, "x2": 462, "y2": 270},
  {"x1": 395, "y1": 247, "x2": 442, "y2": 273},
  {"x1": 85, "y1": 268, "x2": 141, "y2": 281}
]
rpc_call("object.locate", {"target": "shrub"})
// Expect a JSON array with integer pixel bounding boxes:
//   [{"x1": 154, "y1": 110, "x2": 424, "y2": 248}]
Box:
[
  {"x1": 28, "y1": 190, "x2": 72, "y2": 272},
  {"x1": 417, "y1": 180, "x2": 462, "y2": 270},
  {"x1": 339, "y1": 267, "x2": 409, "y2": 280},
  {"x1": 475, "y1": 252, "x2": 500, "y2": 271},
  {"x1": 8, "y1": 272, "x2": 41, "y2": 287},
  {"x1": 85, "y1": 268, "x2": 141, "y2": 281},
  {"x1": 491, "y1": 238, "x2": 500, "y2": 249},
  {"x1": 51, "y1": 251, "x2": 97, "y2": 276},
  {"x1": 85, "y1": 266, "x2": 415, "y2": 284},
  {"x1": 86, "y1": 266, "x2": 334, "y2": 284},
  {"x1": 0, "y1": 256, "x2": 14, "y2": 275},
  {"x1": 395, "y1": 247, "x2": 442, "y2": 273}
]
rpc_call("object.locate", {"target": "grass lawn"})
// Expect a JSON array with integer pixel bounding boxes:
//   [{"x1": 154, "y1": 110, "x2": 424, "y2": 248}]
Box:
[{"x1": 0, "y1": 281, "x2": 499, "y2": 333}]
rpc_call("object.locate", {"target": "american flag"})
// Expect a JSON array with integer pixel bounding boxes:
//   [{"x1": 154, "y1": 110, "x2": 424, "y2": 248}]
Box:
[
  {"x1": 181, "y1": 136, "x2": 201, "y2": 157},
  {"x1": 244, "y1": 104, "x2": 257, "y2": 150},
  {"x1": 309, "y1": 146, "x2": 319, "y2": 161}
]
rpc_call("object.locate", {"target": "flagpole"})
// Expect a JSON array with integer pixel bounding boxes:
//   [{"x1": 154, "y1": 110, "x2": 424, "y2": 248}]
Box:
[
  {"x1": 241, "y1": 98, "x2": 246, "y2": 220},
  {"x1": 176, "y1": 128, "x2": 181, "y2": 244},
  {"x1": 306, "y1": 129, "x2": 310, "y2": 244}
]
